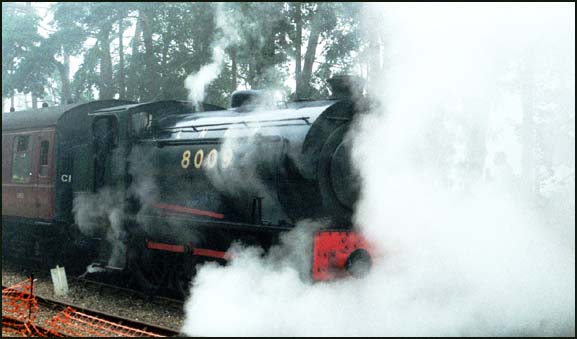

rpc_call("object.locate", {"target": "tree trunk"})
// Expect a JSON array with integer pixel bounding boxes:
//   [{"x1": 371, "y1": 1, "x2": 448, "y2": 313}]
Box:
[
  {"x1": 255, "y1": 34, "x2": 276, "y2": 87},
  {"x1": 230, "y1": 48, "x2": 237, "y2": 92},
  {"x1": 249, "y1": 54, "x2": 257, "y2": 88},
  {"x1": 99, "y1": 27, "x2": 114, "y2": 100},
  {"x1": 466, "y1": 103, "x2": 489, "y2": 187},
  {"x1": 55, "y1": 60, "x2": 71, "y2": 104},
  {"x1": 118, "y1": 17, "x2": 126, "y2": 99},
  {"x1": 10, "y1": 96, "x2": 15, "y2": 111},
  {"x1": 48, "y1": 86, "x2": 57, "y2": 106},
  {"x1": 127, "y1": 12, "x2": 142, "y2": 100},
  {"x1": 61, "y1": 48, "x2": 72, "y2": 104},
  {"x1": 140, "y1": 8, "x2": 157, "y2": 101},
  {"x1": 294, "y1": 2, "x2": 302, "y2": 98},
  {"x1": 159, "y1": 31, "x2": 171, "y2": 99},
  {"x1": 298, "y1": 7, "x2": 322, "y2": 99},
  {"x1": 32, "y1": 94, "x2": 37, "y2": 109}
]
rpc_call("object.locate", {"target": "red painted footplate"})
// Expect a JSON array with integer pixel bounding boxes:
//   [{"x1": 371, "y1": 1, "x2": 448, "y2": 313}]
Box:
[{"x1": 312, "y1": 230, "x2": 372, "y2": 281}]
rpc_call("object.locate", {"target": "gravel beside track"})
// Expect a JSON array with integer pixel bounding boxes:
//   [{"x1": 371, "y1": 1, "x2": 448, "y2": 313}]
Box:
[{"x1": 2, "y1": 261, "x2": 186, "y2": 333}]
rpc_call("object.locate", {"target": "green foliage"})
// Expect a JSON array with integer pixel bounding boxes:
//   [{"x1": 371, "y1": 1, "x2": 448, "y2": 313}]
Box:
[
  {"x1": 2, "y1": 3, "x2": 44, "y2": 98},
  {"x1": 3, "y1": 2, "x2": 366, "y2": 107}
]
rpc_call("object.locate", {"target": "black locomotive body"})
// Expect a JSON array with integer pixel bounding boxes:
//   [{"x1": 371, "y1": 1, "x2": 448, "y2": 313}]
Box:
[
  {"x1": 2, "y1": 77, "x2": 373, "y2": 296},
  {"x1": 142, "y1": 97, "x2": 362, "y2": 226}
]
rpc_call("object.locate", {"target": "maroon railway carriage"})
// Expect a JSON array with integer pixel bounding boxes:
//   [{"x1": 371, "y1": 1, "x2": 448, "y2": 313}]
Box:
[{"x1": 2, "y1": 100, "x2": 133, "y2": 262}]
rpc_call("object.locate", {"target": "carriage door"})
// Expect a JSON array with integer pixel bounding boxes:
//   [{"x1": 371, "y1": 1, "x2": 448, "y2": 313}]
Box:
[
  {"x1": 92, "y1": 116, "x2": 118, "y2": 191},
  {"x1": 7, "y1": 134, "x2": 37, "y2": 218},
  {"x1": 36, "y1": 132, "x2": 55, "y2": 220}
]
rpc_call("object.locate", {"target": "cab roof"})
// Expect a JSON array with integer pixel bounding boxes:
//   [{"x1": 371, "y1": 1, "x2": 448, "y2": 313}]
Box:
[{"x1": 2, "y1": 100, "x2": 133, "y2": 131}]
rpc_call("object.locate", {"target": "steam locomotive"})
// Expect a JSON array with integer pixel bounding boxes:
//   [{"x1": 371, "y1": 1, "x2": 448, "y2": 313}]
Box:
[{"x1": 2, "y1": 76, "x2": 373, "y2": 296}]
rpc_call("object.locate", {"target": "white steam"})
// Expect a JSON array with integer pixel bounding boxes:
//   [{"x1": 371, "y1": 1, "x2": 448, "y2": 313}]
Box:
[
  {"x1": 185, "y1": 3, "x2": 240, "y2": 107},
  {"x1": 73, "y1": 188, "x2": 127, "y2": 268},
  {"x1": 182, "y1": 3, "x2": 574, "y2": 336}
]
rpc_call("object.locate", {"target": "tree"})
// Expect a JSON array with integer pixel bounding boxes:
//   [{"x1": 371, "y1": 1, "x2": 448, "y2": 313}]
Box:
[
  {"x1": 2, "y1": 3, "x2": 45, "y2": 109},
  {"x1": 3, "y1": 2, "x2": 366, "y2": 110},
  {"x1": 288, "y1": 3, "x2": 364, "y2": 99},
  {"x1": 49, "y1": 2, "x2": 90, "y2": 104}
]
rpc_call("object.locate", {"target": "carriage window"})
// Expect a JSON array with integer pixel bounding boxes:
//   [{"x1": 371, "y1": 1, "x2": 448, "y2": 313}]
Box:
[
  {"x1": 39, "y1": 140, "x2": 50, "y2": 177},
  {"x1": 12, "y1": 135, "x2": 32, "y2": 183}
]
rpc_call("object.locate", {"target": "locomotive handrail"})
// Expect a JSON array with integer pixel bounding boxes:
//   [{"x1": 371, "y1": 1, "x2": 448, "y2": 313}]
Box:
[
  {"x1": 163, "y1": 116, "x2": 311, "y2": 131},
  {"x1": 137, "y1": 213, "x2": 293, "y2": 232},
  {"x1": 153, "y1": 135, "x2": 284, "y2": 146},
  {"x1": 325, "y1": 116, "x2": 352, "y2": 121}
]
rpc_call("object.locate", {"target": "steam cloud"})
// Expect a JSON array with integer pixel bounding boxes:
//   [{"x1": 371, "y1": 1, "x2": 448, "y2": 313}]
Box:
[
  {"x1": 181, "y1": 3, "x2": 575, "y2": 336},
  {"x1": 72, "y1": 144, "x2": 204, "y2": 273},
  {"x1": 73, "y1": 188, "x2": 127, "y2": 268},
  {"x1": 185, "y1": 3, "x2": 240, "y2": 107}
]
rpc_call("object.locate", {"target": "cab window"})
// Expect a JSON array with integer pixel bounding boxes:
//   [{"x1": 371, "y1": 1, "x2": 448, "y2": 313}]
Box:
[
  {"x1": 130, "y1": 111, "x2": 152, "y2": 138},
  {"x1": 93, "y1": 117, "x2": 118, "y2": 149}
]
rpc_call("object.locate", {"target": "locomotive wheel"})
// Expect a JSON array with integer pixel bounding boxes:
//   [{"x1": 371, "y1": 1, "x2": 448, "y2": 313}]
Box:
[
  {"x1": 159, "y1": 256, "x2": 197, "y2": 298},
  {"x1": 128, "y1": 247, "x2": 196, "y2": 299},
  {"x1": 128, "y1": 250, "x2": 169, "y2": 296}
]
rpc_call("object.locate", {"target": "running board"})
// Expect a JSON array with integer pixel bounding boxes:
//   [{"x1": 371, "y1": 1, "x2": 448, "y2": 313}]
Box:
[{"x1": 145, "y1": 240, "x2": 229, "y2": 260}]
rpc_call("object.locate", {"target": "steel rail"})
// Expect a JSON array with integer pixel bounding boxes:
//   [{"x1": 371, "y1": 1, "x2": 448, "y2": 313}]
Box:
[{"x1": 2, "y1": 284, "x2": 181, "y2": 337}]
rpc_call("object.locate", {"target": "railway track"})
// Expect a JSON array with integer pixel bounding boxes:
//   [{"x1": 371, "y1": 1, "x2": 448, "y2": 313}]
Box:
[
  {"x1": 72, "y1": 274, "x2": 185, "y2": 307},
  {"x1": 3, "y1": 259, "x2": 186, "y2": 334},
  {"x1": 2, "y1": 258, "x2": 185, "y2": 304},
  {"x1": 2, "y1": 282, "x2": 181, "y2": 337}
]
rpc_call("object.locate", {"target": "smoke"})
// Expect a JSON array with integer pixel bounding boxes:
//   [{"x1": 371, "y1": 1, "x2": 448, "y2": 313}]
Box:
[
  {"x1": 204, "y1": 122, "x2": 282, "y2": 217},
  {"x1": 181, "y1": 3, "x2": 574, "y2": 336},
  {"x1": 126, "y1": 145, "x2": 205, "y2": 245},
  {"x1": 185, "y1": 3, "x2": 240, "y2": 107},
  {"x1": 348, "y1": 4, "x2": 575, "y2": 336},
  {"x1": 71, "y1": 144, "x2": 161, "y2": 270},
  {"x1": 203, "y1": 92, "x2": 298, "y2": 224},
  {"x1": 72, "y1": 188, "x2": 127, "y2": 268},
  {"x1": 71, "y1": 142, "x2": 209, "y2": 273}
]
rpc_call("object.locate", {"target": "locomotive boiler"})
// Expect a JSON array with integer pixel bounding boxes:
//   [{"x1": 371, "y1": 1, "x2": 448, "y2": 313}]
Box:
[{"x1": 2, "y1": 76, "x2": 373, "y2": 297}]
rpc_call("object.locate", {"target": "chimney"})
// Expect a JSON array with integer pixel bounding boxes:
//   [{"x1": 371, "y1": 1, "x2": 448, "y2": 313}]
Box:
[
  {"x1": 230, "y1": 90, "x2": 264, "y2": 109},
  {"x1": 327, "y1": 75, "x2": 365, "y2": 99}
]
